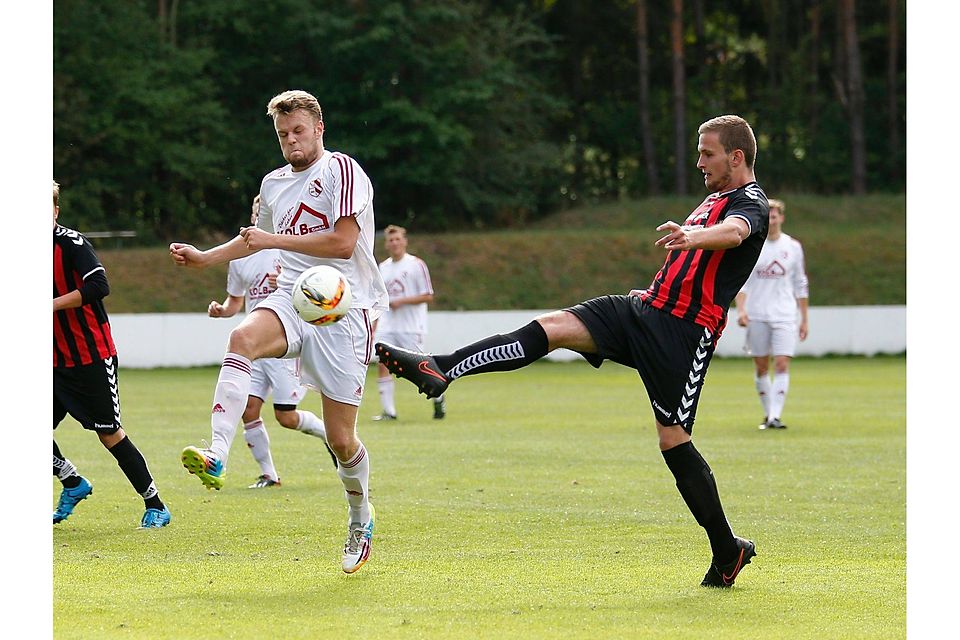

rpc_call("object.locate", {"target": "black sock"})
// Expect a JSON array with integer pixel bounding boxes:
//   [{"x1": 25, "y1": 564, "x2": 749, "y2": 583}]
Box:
[
  {"x1": 53, "y1": 440, "x2": 81, "y2": 488},
  {"x1": 662, "y1": 441, "x2": 737, "y2": 562},
  {"x1": 107, "y1": 436, "x2": 164, "y2": 510},
  {"x1": 434, "y1": 321, "x2": 549, "y2": 379}
]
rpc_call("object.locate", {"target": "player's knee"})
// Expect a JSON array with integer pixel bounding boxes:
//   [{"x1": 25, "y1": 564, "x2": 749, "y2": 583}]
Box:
[
  {"x1": 325, "y1": 430, "x2": 357, "y2": 459},
  {"x1": 227, "y1": 325, "x2": 261, "y2": 357},
  {"x1": 275, "y1": 409, "x2": 300, "y2": 429}
]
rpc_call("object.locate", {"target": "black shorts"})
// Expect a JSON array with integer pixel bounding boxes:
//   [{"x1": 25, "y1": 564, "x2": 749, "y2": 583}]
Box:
[
  {"x1": 566, "y1": 295, "x2": 716, "y2": 433},
  {"x1": 54, "y1": 355, "x2": 122, "y2": 433}
]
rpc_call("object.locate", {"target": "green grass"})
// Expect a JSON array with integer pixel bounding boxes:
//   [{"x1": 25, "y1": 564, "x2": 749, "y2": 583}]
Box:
[
  {"x1": 96, "y1": 193, "x2": 905, "y2": 313},
  {"x1": 52, "y1": 357, "x2": 905, "y2": 639}
]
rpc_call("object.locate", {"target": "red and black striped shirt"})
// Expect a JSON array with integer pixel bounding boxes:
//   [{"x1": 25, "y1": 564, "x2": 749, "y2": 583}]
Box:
[
  {"x1": 640, "y1": 182, "x2": 768, "y2": 338},
  {"x1": 54, "y1": 226, "x2": 117, "y2": 368}
]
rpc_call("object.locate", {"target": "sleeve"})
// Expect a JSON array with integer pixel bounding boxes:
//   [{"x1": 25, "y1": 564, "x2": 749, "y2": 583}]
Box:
[
  {"x1": 330, "y1": 155, "x2": 372, "y2": 222},
  {"x1": 226, "y1": 260, "x2": 245, "y2": 297},
  {"x1": 416, "y1": 258, "x2": 434, "y2": 296},
  {"x1": 792, "y1": 241, "x2": 809, "y2": 299},
  {"x1": 256, "y1": 183, "x2": 273, "y2": 232},
  {"x1": 71, "y1": 236, "x2": 111, "y2": 304},
  {"x1": 723, "y1": 187, "x2": 767, "y2": 238}
]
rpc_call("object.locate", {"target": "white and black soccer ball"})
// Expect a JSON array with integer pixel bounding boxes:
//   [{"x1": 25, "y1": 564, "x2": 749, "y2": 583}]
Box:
[{"x1": 291, "y1": 265, "x2": 352, "y2": 326}]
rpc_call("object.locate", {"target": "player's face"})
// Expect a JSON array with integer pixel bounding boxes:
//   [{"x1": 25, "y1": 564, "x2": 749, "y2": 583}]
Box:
[
  {"x1": 274, "y1": 110, "x2": 324, "y2": 170},
  {"x1": 384, "y1": 232, "x2": 407, "y2": 259},
  {"x1": 53, "y1": 202, "x2": 59, "y2": 229},
  {"x1": 696, "y1": 132, "x2": 735, "y2": 192},
  {"x1": 768, "y1": 207, "x2": 784, "y2": 232}
]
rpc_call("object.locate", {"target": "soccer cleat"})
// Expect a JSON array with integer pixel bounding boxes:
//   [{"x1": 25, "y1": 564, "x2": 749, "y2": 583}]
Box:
[
  {"x1": 138, "y1": 507, "x2": 171, "y2": 529},
  {"x1": 701, "y1": 537, "x2": 757, "y2": 588},
  {"x1": 375, "y1": 342, "x2": 450, "y2": 399},
  {"x1": 767, "y1": 417, "x2": 788, "y2": 429},
  {"x1": 248, "y1": 474, "x2": 281, "y2": 489},
  {"x1": 433, "y1": 397, "x2": 446, "y2": 420},
  {"x1": 342, "y1": 503, "x2": 375, "y2": 574},
  {"x1": 372, "y1": 412, "x2": 397, "y2": 422},
  {"x1": 181, "y1": 446, "x2": 224, "y2": 490},
  {"x1": 53, "y1": 476, "x2": 93, "y2": 524}
]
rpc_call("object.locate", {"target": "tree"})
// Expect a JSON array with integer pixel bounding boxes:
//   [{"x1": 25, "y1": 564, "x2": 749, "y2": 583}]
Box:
[
  {"x1": 635, "y1": 0, "x2": 660, "y2": 195},
  {"x1": 670, "y1": 0, "x2": 687, "y2": 194}
]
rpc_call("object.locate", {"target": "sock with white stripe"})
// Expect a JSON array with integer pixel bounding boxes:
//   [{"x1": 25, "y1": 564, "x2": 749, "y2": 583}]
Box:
[
  {"x1": 53, "y1": 440, "x2": 81, "y2": 488},
  {"x1": 108, "y1": 435, "x2": 164, "y2": 510},
  {"x1": 434, "y1": 321, "x2": 549, "y2": 380},
  {"x1": 337, "y1": 443, "x2": 371, "y2": 525},
  {"x1": 243, "y1": 419, "x2": 278, "y2": 481},
  {"x1": 754, "y1": 374, "x2": 772, "y2": 419},
  {"x1": 209, "y1": 352, "x2": 253, "y2": 464},
  {"x1": 769, "y1": 372, "x2": 790, "y2": 420},
  {"x1": 377, "y1": 376, "x2": 397, "y2": 416}
]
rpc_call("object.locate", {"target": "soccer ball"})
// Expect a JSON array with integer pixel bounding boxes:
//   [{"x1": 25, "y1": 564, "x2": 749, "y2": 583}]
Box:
[{"x1": 291, "y1": 265, "x2": 352, "y2": 326}]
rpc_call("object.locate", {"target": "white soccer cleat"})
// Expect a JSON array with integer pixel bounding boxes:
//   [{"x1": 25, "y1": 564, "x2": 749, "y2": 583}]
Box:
[{"x1": 341, "y1": 503, "x2": 375, "y2": 574}]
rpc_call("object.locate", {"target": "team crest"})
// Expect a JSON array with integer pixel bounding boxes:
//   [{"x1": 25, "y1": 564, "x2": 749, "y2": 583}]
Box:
[{"x1": 308, "y1": 179, "x2": 323, "y2": 198}]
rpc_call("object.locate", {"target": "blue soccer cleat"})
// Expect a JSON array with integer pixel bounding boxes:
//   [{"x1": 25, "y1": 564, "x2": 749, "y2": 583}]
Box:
[
  {"x1": 53, "y1": 476, "x2": 93, "y2": 524},
  {"x1": 181, "y1": 445, "x2": 224, "y2": 490},
  {"x1": 138, "y1": 507, "x2": 172, "y2": 529}
]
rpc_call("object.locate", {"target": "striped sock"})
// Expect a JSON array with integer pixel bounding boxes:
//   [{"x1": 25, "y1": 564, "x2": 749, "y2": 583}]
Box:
[{"x1": 434, "y1": 321, "x2": 549, "y2": 380}]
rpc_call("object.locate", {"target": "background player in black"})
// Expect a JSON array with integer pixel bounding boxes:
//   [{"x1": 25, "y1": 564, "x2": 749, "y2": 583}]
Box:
[
  {"x1": 53, "y1": 180, "x2": 171, "y2": 529},
  {"x1": 377, "y1": 115, "x2": 768, "y2": 587}
]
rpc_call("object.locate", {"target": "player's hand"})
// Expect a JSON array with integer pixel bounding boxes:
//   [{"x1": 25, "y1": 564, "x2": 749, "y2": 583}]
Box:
[
  {"x1": 239, "y1": 226, "x2": 273, "y2": 251},
  {"x1": 799, "y1": 320, "x2": 809, "y2": 341},
  {"x1": 208, "y1": 301, "x2": 225, "y2": 317},
  {"x1": 628, "y1": 289, "x2": 646, "y2": 297},
  {"x1": 170, "y1": 242, "x2": 205, "y2": 268},
  {"x1": 737, "y1": 312, "x2": 749, "y2": 327},
  {"x1": 654, "y1": 221, "x2": 693, "y2": 251}
]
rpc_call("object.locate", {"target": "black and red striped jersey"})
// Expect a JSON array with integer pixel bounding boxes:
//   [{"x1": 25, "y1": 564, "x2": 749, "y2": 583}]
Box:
[
  {"x1": 640, "y1": 182, "x2": 768, "y2": 337},
  {"x1": 54, "y1": 225, "x2": 117, "y2": 367}
]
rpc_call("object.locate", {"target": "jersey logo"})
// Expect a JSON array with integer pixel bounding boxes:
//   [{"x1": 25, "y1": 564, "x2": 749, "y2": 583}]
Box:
[
  {"x1": 281, "y1": 202, "x2": 330, "y2": 236},
  {"x1": 56, "y1": 227, "x2": 85, "y2": 246},
  {"x1": 308, "y1": 179, "x2": 323, "y2": 198},
  {"x1": 757, "y1": 260, "x2": 787, "y2": 278}
]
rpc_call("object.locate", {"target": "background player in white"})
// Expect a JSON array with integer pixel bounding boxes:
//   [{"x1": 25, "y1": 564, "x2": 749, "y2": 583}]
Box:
[
  {"x1": 373, "y1": 225, "x2": 445, "y2": 421},
  {"x1": 170, "y1": 90, "x2": 387, "y2": 574},
  {"x1": 207, "y1": 195, "x2": 336, "y2": 488},
  {"x1": 735, "y1": 198, "x2": 809, "y2": 430}
]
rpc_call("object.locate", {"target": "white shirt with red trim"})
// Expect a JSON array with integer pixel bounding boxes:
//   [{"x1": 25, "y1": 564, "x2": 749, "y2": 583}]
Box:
[
  {"x1": 257, "y1": 149, "x2": 387, "y2": 317},
  {"x1": 378, "y1": 253, "x2": 434, "y2": 335},
  {"x1": 740, "y1": 232, "x2": 809, "y2": 322},
  {"x1": 226, "y1": 249, "x2": 282, "y2": 312}
]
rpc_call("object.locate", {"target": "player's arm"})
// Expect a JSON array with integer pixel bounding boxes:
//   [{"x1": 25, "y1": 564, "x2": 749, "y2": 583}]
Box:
[
  {"x1": 390, "y1": 292, "x2": 434, "y2": 310},
  {"x1": 208, "y1": 294, "x2": 244, "y2": 318},
  {"x1": 797, "y1": 297, "x2": 809, "y2": 341},
  {"x1": 735, "y1": 290, "x2": 749, "y2": 327},
  {"x1": 242, "y1": 215, "x2": 360, "y2": 259},
  {"x1": 170, "y1": 235, "x2": 254, "y2": 269},
  {"x1": 55, "y1": 242, "x2": 110, "y2": 311},
  {"x1": 655, "y1": 217, "x2": 749, "y2": 252},
  {"x1": 794, "y1": 242, "x2": 810, "y2": 340}
]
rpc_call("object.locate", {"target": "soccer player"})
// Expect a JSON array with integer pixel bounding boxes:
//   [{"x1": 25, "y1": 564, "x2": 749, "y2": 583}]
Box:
[
  {"x1": 378, "y1": 115, "x2": 767, "y2": 588},
  {"x1": 734, "y1": 199, "x2": 809, "y2": 430},
  {"x1": 53, "y1": 180, "x2": 170, "y2": 529},
  {"x1": 372, "y1": 225, "x2": 445, "y2": 421},
  {"x1": 207, "y1": 194, "x2": 338, "y2": 489},
  {"x1": 170, "y1": 90, "x2": 387, "y2": 574}
]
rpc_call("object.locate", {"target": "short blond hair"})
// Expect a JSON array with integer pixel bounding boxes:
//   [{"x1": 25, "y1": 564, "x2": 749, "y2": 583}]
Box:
[
  {"x1": 767, "y1": 198, "x2": 785, "y2": 214},
  {"x1": 53, "y1": 180, "x2": 61, "y2": 207},
  {"x1": 266, "y1": 90, "x2": 323, "y2": 123},
  {"x1": 384, "y1": 224, "x2": 407, "y2": 237},
  {"x1": 698, "y1": 115, "x2": 757, "y2": 169}
]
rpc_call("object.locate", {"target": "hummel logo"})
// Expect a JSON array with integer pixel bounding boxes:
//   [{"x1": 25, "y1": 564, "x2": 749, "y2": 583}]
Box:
[{"x1": 212, "y1": 403, "x2": 225, "y2": 414}]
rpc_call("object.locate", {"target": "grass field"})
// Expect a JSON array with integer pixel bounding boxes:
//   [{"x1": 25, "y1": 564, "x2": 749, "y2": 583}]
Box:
[{"x1": 51, "y1": 357, "x2": 905, "y2": 639}]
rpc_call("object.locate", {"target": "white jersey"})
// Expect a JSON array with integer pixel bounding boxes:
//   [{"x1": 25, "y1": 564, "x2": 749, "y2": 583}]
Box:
[
  {"x1": 378, "y1": 253, "x2": 434, "y2": 335},
  {"x1": 740, "y1": 232, "x2": 809, "y2": 323},
  {"x1": 257, "y1": 149, "x2": 387, "y2": 319},
  {"x1": 226, "y1": 249, "x2": 282, "y2": 312}
]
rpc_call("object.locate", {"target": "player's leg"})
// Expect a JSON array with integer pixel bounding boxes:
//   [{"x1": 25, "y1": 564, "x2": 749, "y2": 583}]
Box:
[
  {"x1": 376, "y1": 309, "x2": 593, "y2": 398},
  {"x1": 53, "y1": 433, "x2": 93, "y2": 524},
  {"x1": 747, "y1": 321, "x2": 773, "y2": 428},
  {"x1": 766, "y1": 322, "x2": 798, "y2": 429},
  {"x1": 374, "y1": 362, "x2": 398, "y2": 420},
  {"x1": 183, "y1": 302, "x2": 292, "y2": 489},
  {"x1": 242, "y1": 392, "x2": 280, "y2": 487},
  {"x1": 98, "y1": 425, "x2": 170, "y2": 528},
  {"x1": 266, "y1": 357, "x2": 338, "y2": 468}
]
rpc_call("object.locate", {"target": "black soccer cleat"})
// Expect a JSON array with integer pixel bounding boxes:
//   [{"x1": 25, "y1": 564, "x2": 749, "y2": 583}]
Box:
[
  {"x1": 766, "y1": 418, "x2": 788, "y2": 429},
  {"x1": 375, "y1": 342, "x2": 450, "y2": 399},
  {"x1": 701, "y1": 537, "x2": 757, "y2": 588}
]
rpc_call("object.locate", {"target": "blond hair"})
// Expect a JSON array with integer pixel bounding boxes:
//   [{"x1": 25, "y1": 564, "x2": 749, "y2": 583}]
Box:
[
  {"x1": 384, "y1": 224, "x2": 407, "y2": 237},
  {"x1": 698, "y1": 115, "x2": 758, "y2": 169},
  {"x1": 53, "y1": 180, "x2": 60, "y2": 207},
  {"x1": 266, "y1": 90, "x2": 323, "y2": 123},
  {"x1": 767, "y1": 198, "x2": 785, "y2": 214}
]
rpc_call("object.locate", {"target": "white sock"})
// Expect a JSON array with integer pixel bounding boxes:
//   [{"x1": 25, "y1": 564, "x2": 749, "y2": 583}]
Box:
[
  {"x1": 209, "y1": 353, "x2": 253, "y2": 464},
  {"x1": 377, "y1": 376, "x2": 396, "y2": 416},
  {"x1": 338, "y1": 443, "x2": 371, "y2": 525},
  {"x1": 754, "y1": 374, "x2": 772, "y2": 419},
  {"x1": 769, "y1": 372, "x2": 790, "y2": 420},
  {"x1": 296, "y1": 410, "x2": 327, "y2": 440},
  {"x1": 243, "y1": 419, "x2": 278, "y2": 481}
]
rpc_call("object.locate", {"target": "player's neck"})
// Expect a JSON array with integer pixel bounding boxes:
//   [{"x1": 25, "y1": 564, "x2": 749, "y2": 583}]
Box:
[
  {"x1": 391, "y1": 252, "x2": 407, "y2": 262},
  {"x1": 717, "y1": 170, "x2": 756, "y2": 193},
  {"x1": 768, "y1": 228, "x2": 782, "y2": 240}
]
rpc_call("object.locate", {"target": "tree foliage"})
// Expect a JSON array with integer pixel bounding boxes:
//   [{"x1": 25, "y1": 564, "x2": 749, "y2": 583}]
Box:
[{"x1": 53, "y1": 0, "x2": 905, "y2": 239}]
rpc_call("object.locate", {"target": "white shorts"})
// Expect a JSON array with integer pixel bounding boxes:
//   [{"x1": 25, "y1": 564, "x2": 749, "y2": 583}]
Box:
[
  {"x1": 249, "y1": 358, "x2": 305, "y2": 406},
  {"x1": 257, "y1": 288, "x2": 375, "y2": 406},
  {"x1": 375, "y1": 330, "x2": 425, "y2": 353},
  {"x1": 745, "y1": 320, "x2": 798, "y2": 358}
]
